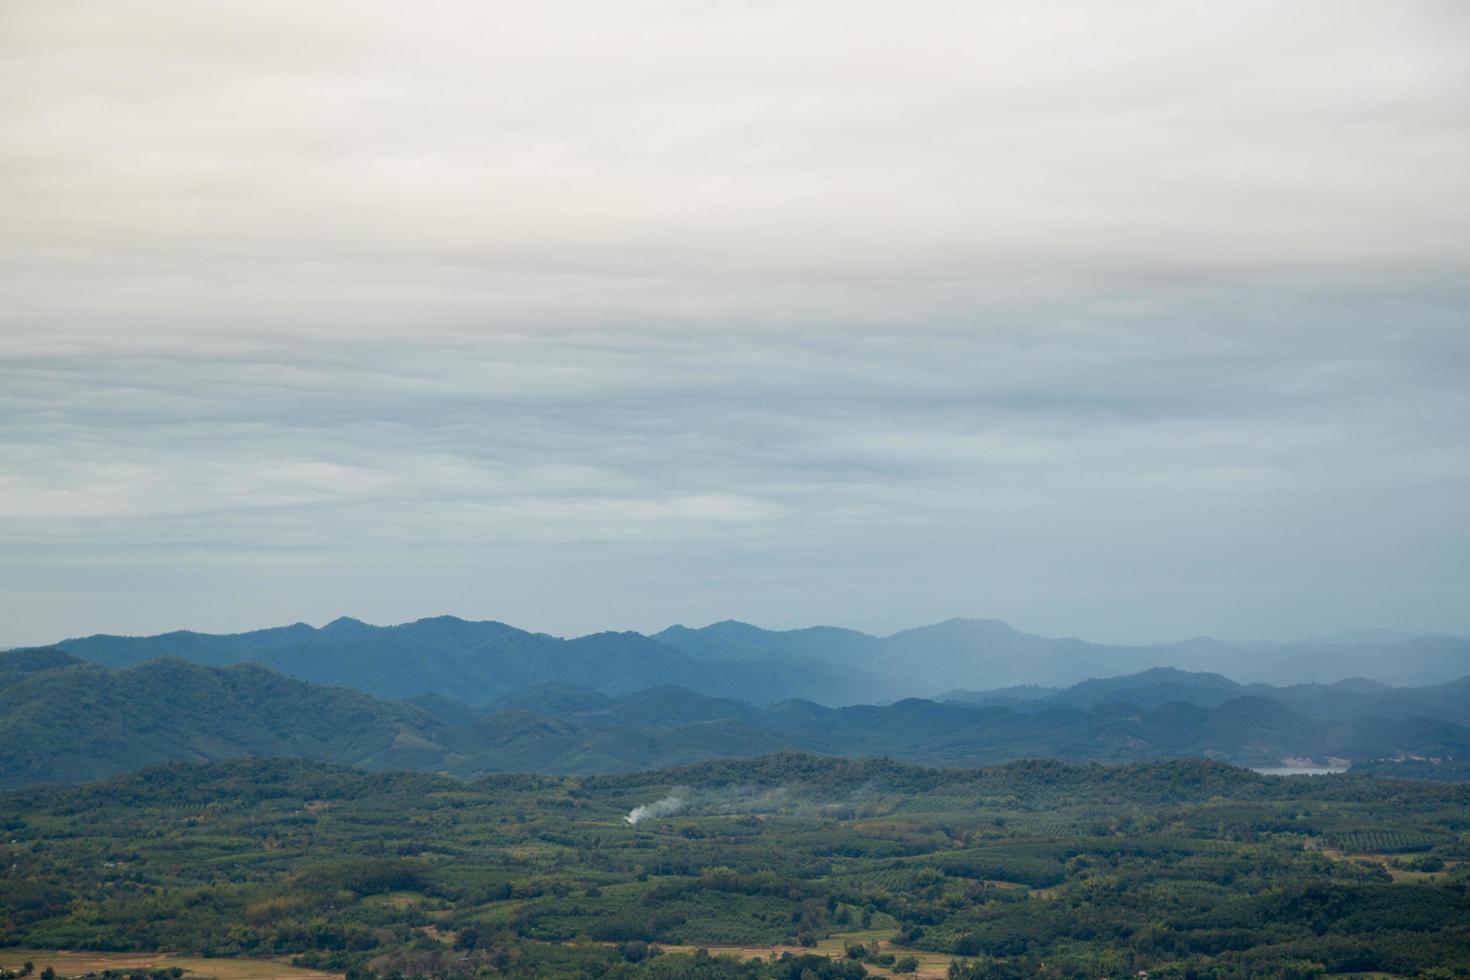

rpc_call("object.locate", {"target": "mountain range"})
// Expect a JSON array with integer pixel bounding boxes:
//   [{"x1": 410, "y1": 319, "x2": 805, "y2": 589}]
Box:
[
  {"x1": 5, "y1": 646, "x2": 1468, "y2": 789},
  {"x1": 45, "y1": 615, "x2": 1470, "y2": 706}
]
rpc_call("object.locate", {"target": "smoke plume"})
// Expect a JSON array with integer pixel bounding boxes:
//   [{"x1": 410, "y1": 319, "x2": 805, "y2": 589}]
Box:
[{"x1": 624, "y1": 794, "x2": 685, "y2": 826}]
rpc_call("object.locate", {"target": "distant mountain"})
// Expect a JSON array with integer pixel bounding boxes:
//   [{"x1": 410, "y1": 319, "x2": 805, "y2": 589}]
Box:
[
  {"x1": 653, "y1": 620, "x2": 883, "y2": 665},
  {"x1": 1256, "y1": 675, "x2": 1470, "y2": 726},
  {"x1": 54, "y1": 616, "x2": 882, "y2": 706},
  {"x1": 3, "y1": 649, "x2": 1468, "y2": 788},
  {"x1": 1047, "y1": 667, "x2": 1244, "y2": 710},
  {"x1": 44, "y1": 615, "x2": 1470, "y2": 706},
  {"x1": 659, "y1": 617, "x2": 1470, "y2": 694},
  {"x1": 949, "y1": 668, "x2": 1470, "y2": 727},
  {"x1": 1226, "y1": 634, "x2": 1470, "y2": 687},
  {"x1": 55, "y1": 616, "x2": 683, "y2": 700},
  {"x1": 446, "y1": 669, "x2": 1470, "y2": 774},
  {"x1": 938, "y1": 683, "x2": 1060, "y2": 705},
  {"x1": 872, "y1": 620, "x2": 1470, "y2": 692},
  {"x1": 1297, "y1": 628, "x2": 1428, "y2": 647}
]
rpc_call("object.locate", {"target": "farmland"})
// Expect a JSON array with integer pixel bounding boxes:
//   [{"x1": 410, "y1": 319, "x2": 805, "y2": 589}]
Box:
[
  {"x1": 2, "y1": 754, "x2": 1468, "y2": 978},
  {"x1": 0, "y1": 950, "x2": 338, "y2": 980}
]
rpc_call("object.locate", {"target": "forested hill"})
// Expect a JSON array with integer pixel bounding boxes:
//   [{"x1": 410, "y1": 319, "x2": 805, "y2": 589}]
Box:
[
  {"x1": 4, "y1": 648, "x2": 1468, "y2": 788},
  {"x1": 0, "y1": 650, "x2": 799, "y2": 789},
  {"x1": 47, "y1": 616, "x2": 1470, "y2": 708},
  {"x1": 51, "y1": 616, "x2": 881, "y2": 705},
  {"x1": 0, "y1": 649, "x2": 450, "y2": 788}
]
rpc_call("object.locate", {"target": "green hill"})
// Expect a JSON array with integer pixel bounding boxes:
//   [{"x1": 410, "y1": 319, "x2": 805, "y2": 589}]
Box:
[
  {"x1": 0, "y1": 649, "x2": 466, "y2": 788},
  {"x1": 55, "y1": 616, "x2": 878, "y2": 705},
  {"x1": 4, "y1": 648, "x2": 1469, "y2": 789}
]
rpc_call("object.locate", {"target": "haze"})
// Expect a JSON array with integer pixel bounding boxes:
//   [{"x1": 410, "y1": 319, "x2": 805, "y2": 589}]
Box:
[{"x1": 3, "y1": 1, "x2": 1468, "y2": 646}]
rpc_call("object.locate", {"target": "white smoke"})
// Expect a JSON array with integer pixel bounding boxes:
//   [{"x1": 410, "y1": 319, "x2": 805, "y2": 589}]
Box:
[{"x1": 624, "y1": 794, "x2": 685, "y2": 826}]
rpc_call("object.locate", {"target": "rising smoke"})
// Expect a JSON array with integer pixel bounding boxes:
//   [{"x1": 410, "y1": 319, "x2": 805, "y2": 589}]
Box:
[
  {"x1": 624, "y1": 794, "x2": 686, "y2": 826},
  {"x1": 621, "y1": 783, "x2": 893, "y2": 827}
]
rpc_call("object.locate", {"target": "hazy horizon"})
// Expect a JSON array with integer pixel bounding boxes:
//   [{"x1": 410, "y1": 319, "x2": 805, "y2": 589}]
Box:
[
  {"x1": 4, "y1": 1, "x2": 1468, "y2": 647},
  {"x1": 7, "y1": 609, "x2": 1464, "y2": 654}
]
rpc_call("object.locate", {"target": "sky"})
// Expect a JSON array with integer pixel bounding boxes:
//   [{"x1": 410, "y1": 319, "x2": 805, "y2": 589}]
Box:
[{"x1": 3, "y1": 0, "x2": 1468, "y2": 647}]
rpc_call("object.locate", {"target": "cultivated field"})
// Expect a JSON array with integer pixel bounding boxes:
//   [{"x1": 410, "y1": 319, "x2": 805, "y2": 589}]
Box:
[
  {"x1": 0, "y1": 951, "x2": 340, "y2": 980},
  {"x1": 659, "y1": 929, "x2": 955, "y2": 978}
]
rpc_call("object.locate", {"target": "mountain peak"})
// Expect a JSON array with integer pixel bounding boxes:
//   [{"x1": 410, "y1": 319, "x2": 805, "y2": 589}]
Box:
[
  {"x1": 695, "y1": 619, "x2": 765, "y2": 634},
  {"x1": 322, "y1": 616, "x2": 372, "y2": 633},
  {"x1": 942, "y1": 617, "x2": 1019, "y2": 631}
]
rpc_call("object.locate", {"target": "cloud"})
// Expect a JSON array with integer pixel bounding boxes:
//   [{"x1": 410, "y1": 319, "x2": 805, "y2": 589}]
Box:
[
  {"x1": 0, "y1": 1, "x2": 1466, "y2": 644},
  {"x1": 4, "y1": 1, "x2": 1468, "y2": 339}
]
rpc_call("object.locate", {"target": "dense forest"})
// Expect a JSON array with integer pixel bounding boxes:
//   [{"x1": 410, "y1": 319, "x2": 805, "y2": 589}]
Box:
[
  {"x1": 5, "y1": 649, "x2": 1468, "y2": 789},
  {"x1": 2, "y1": 754, "x2": 1467, "y2": 978}
]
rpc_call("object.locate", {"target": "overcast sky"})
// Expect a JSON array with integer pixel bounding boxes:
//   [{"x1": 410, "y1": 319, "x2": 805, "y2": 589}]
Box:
[{"x1": 3, "y1": 0, "x2": 1468, "y2": 646}]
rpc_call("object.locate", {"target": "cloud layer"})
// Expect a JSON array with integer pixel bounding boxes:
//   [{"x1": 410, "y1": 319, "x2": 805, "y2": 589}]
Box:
[{"x1": 2, "y1": 1, "x2": 1467, "y2": 644}]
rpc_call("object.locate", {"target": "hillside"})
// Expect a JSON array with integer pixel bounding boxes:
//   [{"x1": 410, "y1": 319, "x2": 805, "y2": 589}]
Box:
[
  {"x1": 948, "y1": 667, "x2": 1470, "y2": 725},
  {"x1": 55, "y1": 616, "x2": 880, "y2": 705},
  {"x1": 0, "y1": 653, "x2": 795, "y2": 787},
  {"x1": 46, "y1": 616, "x2": 1470, "y2": 711},
  {"x1": 5, "y1": 649, "x2": 1467, "y2": 788},
  {"x1": 0, "y1": 648, "x2": 459, "y2": 788},
  {"x1": 653, "y1": 620, "x2": 883, "y2": 665}
]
